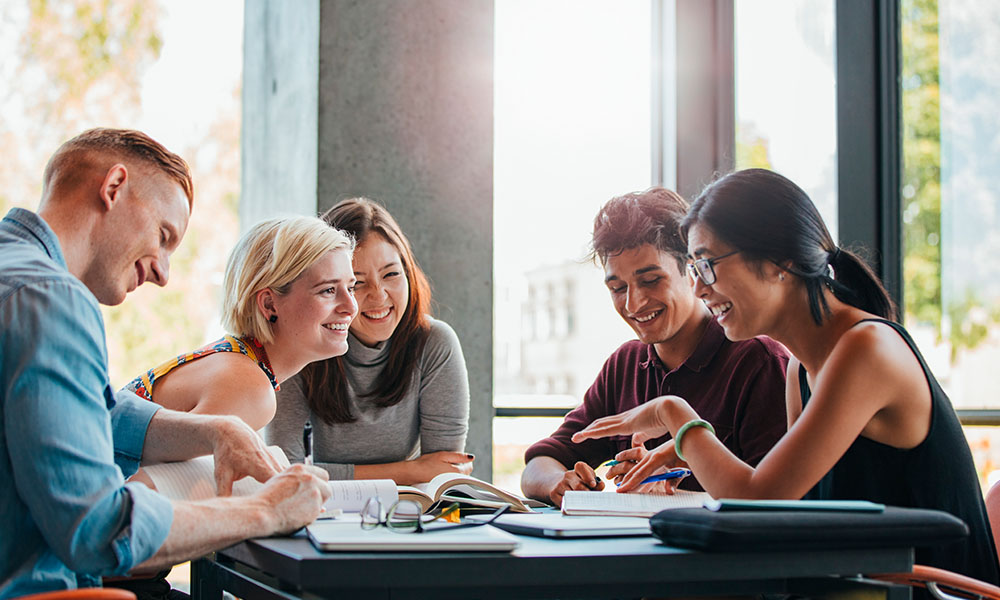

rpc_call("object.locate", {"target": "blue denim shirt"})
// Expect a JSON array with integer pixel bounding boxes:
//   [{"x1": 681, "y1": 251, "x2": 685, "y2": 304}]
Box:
[{"x1": 0, "y1": 208, "x2": 173, "y2": 598}]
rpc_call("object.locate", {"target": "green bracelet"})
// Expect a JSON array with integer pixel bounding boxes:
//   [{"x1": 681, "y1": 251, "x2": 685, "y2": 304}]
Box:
[{"x1": 674, "y1": 419, "x2": 715, "y2": 463}]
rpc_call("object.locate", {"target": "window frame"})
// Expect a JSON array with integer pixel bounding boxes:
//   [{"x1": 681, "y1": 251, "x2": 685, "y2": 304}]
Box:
[{"x1": 495, "y1": 0, "x2": 1000, "y2": 426}]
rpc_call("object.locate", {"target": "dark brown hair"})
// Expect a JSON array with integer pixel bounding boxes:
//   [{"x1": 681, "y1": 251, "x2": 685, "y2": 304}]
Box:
[
  {"x1": 681, "y1": 168, "x2": 896, "y2": 325},
  {"x1": 300, "y1": 197, "x2": 432, "y2": 423},
  {"x1": 44, "y1": 128, "x2": 194, "y2": 206},
  {"x1": 589, "y1": 186, "x2": 689, "y2": 274}
]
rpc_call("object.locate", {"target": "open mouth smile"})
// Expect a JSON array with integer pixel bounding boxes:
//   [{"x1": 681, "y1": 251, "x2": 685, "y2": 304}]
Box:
[
  {"x1": 362, "y1": 308, "x2": 392, "y2": 321},
  {"x1": 709, "y1": 302, "x2": 733, "y2": 318},
  {"x1": 633, "y1": 310, "x2": 662, "y2": 323}
]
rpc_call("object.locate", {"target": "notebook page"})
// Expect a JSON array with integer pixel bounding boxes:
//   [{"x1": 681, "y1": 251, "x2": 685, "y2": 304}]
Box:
[
  {"x1": 141, "y1": 448, "x2": 396, "y2": 511},
  {"x1": 143, "y1": 446, "x2": 288, "y2": 501},
  {"x1": 562, "y1": 490, "x2": 711, "y2": 517},
  {"x1": 326, "y1": 479, "x2": 398, "y2": 512},
  {"x1": 142, "y1": 455, "x2": 255, "y2": 501}
]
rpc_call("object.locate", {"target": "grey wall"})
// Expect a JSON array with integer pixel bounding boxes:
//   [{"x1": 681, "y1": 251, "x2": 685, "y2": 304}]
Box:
[
  {"x1": 242, "y1": 0, "x2": 321, "y2": 224},
  {"x1": 242, "y1": 1, "x2": 495, "y2": 480}
]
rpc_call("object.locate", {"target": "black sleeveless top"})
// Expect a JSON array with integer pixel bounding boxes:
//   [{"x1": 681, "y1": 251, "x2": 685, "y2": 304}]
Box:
[{"x1": 801, "y1": 319, "x2": 999, "y2": 585}]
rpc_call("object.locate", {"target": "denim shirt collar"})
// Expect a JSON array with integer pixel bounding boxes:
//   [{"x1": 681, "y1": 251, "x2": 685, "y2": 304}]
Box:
[{"x1": 2, "y1": 208, "x2": 67, "y2": 270}]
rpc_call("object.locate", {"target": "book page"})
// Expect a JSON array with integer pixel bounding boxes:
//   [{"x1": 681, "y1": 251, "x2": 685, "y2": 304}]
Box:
[
  {"x1": 327, "y1": 479, "x2": 398, "y2": 512},
  {"x1": 143, "y1": 446, "x2": 288, "y2": 501},
  {"x1": 143, "y1": 455, "x2": 252, "y2": 501},
  {"x1": 142, "y1": 449, "x2": 397, "y2": 513},
  {"x1": 562, "y1": 490, "x2": 711, "y2": 517},
  {"x1": 397, "y1": 485, "x2": 434, "y2": 512},
  {"x1": 421, "y1": 472, "x2": 474, "y2": 499},
  {"x1": 414, "y1": 473, "x2": 543, "y2": 512},
  {"x1": 422, "y1": 473, "x2": 535, "y2": 503}
]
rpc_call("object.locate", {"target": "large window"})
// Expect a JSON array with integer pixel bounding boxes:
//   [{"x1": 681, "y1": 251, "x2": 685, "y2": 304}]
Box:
[
  {"x1": 901, "y1": 0, "x2": 1000, "y2": 483},
  {"x1": 0, "y1": 0, "x2": 242, "y2": 388},
  {"x1": 493, "y1": 0, "x2": 652, "y2": 491},
  {"x1": 1, "y1": 0, "x2": 243, "y2": 592},
  {"x1": 734, "y1": 0, "x2": 838, "y2": 233}
]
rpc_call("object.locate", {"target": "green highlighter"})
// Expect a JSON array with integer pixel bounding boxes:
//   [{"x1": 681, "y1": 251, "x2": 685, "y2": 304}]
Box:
[{"x1": 703, "y1": 498, "x2": 885, "y2": 512}]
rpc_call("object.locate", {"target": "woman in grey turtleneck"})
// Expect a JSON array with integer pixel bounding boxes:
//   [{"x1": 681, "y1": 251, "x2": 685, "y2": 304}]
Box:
[{"x1": 266, "y1": 198, "x2": 472, "y2": 484}]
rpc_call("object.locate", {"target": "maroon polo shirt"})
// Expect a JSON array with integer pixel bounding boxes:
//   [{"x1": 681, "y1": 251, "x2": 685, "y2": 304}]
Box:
[{"x1": 525, "y1": 318, "x2": 789, "y2": 489}]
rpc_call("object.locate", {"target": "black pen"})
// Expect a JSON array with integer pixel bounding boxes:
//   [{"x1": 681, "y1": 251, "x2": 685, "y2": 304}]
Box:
[{"x1": 303, "y1": 421, "x2": 313, "y2": 466}]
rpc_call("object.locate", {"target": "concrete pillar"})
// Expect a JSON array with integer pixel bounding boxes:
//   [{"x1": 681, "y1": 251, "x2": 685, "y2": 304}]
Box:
[
  {"x1": 242, "y1": 1, "x2": 495, "y2": 480},
  {"x1": 242, "y1": 0, "x2": 320, "y2": 222}
]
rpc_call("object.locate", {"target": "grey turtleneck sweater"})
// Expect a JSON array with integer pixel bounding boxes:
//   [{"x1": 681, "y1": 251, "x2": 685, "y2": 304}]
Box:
[{"x1": 265, "y1": 317, "x2": 470, "y2": 480}]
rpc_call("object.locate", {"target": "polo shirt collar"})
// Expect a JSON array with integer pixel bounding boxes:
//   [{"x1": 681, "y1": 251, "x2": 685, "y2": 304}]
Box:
[
  {"x1": 640, "y1": 316, "x2": 726, "y2": 374},
  {"x1": 2, "y1": 207, "x2": 67, "y2": 269}
]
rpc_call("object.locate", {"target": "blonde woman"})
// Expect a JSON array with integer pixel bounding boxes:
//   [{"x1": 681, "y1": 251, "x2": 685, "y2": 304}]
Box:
[
  {"x1": 121, "y1": 216, "x2": 358, "y2": 430},
  {"x1": 268, "y1": 198, "x2": 472, "y2": 485}
]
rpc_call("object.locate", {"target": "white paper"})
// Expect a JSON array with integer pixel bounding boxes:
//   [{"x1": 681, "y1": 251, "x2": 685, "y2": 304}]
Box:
[
  {"x1": 142, "y1": 448, "x2": 398, "y2": 513},
  {"x1": 325, "y1": 478, "x2": 398, "y2": 513},
  {"x1": 561, "y1": 489, "x2": 711, "y2": 517}
]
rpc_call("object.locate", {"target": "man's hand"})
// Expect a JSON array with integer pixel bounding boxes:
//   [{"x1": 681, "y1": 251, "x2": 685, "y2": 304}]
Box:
[
  {"x1": 211, "y1": 417, "x2": 284, "y2": 496},
  {"x1": 254, "y1": 464, "x2": 332, "y2": 535},
  {"x1": 548, "y1": 461, "x2": 605, "y2": 506}
]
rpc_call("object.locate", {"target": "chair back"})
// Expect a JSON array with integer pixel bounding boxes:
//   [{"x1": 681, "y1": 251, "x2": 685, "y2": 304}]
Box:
[
  {"x1": 16, "y1": 588, "x2": 137, "y2": 600},
  {"x1": 986, "y1": 479, "x2": 1000, "y2": 563}
]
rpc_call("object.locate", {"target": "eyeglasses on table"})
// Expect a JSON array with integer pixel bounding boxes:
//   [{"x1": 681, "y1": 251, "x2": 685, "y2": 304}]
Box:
[{"x1": 360, "y1": 497, "x2": 509, "y2": 533}]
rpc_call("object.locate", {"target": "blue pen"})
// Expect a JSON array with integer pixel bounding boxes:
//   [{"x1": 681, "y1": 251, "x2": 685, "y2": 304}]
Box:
[{"x1": 616, "y1": 468, "x2": 691, "y2": 487}]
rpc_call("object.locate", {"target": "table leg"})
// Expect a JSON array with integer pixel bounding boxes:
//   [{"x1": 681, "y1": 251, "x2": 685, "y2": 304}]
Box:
[{"x1": 190, "y1": 557, "x2": 223, "y2": 600}]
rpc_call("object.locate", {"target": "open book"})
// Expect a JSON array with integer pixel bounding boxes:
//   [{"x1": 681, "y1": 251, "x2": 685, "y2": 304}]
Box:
[
  {"x1": 398, "y1": 472, "x2": 546, "y2": 514},
  {"x1": 141, "y1": 450, "x2": 399, "y2": 514},
  {"x1": 561, "y1": 489, "x2": 712, "y2": 518}
]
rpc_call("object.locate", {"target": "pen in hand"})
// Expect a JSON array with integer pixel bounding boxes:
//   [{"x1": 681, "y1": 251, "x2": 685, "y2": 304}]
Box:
[
  {"x1": 303, "y1": 421, "x2": 313, "y2": 466},
  {"x1": 616, "y1": 468, "x2": 691, "y2": 487}
]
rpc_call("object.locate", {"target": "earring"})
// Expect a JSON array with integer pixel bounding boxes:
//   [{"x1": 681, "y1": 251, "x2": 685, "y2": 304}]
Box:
[
  {"x1": 269, "y1": 314, "x2": 278, "y2": 323},
  {"x1": 779, "y1": 273, "x2": 785, "y2": 281}
]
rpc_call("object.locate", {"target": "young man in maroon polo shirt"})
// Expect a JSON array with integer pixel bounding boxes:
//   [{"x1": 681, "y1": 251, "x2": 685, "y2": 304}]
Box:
[{"x1": 520, "y1": 187, "x2": 789, "y2": 506}]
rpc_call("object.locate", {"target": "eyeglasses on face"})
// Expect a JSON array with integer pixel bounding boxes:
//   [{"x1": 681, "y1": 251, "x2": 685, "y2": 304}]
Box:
[
  {"x1": 687, "y1": 250, "x2": 739, "y2": 286},
  {"x1": 360, "y1": 497, "x2": 509, "y2": 533}
]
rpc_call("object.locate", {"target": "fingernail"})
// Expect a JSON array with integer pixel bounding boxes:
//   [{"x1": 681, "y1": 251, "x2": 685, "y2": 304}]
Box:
[{"x1": 466, "y1": 453, "x2": 475, "y2": 459}]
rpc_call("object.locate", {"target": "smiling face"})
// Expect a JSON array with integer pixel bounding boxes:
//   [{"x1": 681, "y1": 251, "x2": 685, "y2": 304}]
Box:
[
  {"x1": 686, "y1": 223, "x2": 785, "y2": 341},
  {"x1": 350, "y1": 234, "x2": 409, "y2": 346},
  {"x1": 604, "y1": 244, "x2": 702, "y2": 348},
  {"x1": 269, "y1": 248, "x2": 358, "y2": 360},
  {"x1": 87, "y1": 171, "x2": 190, "y2": 305}
]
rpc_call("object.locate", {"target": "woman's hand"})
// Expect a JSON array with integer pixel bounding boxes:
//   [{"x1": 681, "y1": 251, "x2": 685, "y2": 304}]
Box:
[
  {"x1": 615, "y1": 440, "x2": 684, "y2": 493},
  {"x1": 571, "y1": 396, "x2": 676, "y2": 446},
  {"x1": 405, "y1": 451, "x2": 475, "y2": 484},
  {"x1": 605, "y1": 436, "x2": 648, "y2": 485}
]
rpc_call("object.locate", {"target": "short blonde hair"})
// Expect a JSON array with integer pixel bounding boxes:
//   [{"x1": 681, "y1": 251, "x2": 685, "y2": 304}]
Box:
[{"x1": 221, "y1": 216, "x2": 355, "y2": 343}]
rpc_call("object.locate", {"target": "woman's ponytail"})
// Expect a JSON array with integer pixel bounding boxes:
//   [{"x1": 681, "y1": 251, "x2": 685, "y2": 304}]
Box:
[{"x1": 827, "y1": 246, "x2": 898, "y2": 321}]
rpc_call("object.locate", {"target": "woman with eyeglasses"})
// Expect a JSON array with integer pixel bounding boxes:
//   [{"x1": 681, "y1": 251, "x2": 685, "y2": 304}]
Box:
[
  {"x1": 266, "y1": 197, "x2": 473, "y2": 485},
  {"x1": 573, "y1": 168, "x2": 999, "y2": 585}
]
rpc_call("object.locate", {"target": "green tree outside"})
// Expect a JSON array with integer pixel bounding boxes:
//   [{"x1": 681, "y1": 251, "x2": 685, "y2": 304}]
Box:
[
  {"x1": 2, "y1": 0, "x2": 240, "y2": 387},
  {"x1": 901, "y1": 0, "x2": 943, "y2": 332}
]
